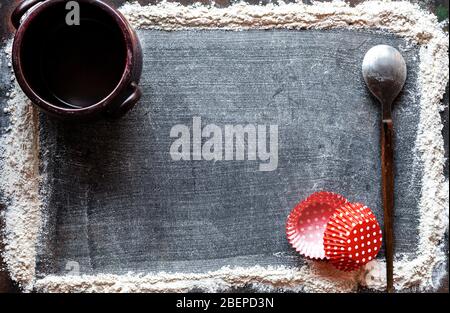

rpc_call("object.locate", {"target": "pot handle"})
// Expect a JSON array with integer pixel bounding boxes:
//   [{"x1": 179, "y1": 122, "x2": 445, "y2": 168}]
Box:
[
  {"x1": 11, "y1": 0, "x2": 44, "y2": 29},
  {"x1": 108, "y1": 82, "x2": 142, "y2": 118}
]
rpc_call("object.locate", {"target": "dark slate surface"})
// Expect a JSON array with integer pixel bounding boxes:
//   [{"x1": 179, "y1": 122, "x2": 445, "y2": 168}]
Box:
[{"x1": 30, "y1": 29, "x2": 426, "y2": 278}]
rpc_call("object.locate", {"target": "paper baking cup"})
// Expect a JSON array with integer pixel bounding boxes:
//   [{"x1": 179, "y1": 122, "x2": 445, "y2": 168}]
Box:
[
  {"x1": 286, "y1": 191, "x2": 348, "y2": 259},
  {"x1": 323, "y1": 202, "x2": 383, "y2": 271}
]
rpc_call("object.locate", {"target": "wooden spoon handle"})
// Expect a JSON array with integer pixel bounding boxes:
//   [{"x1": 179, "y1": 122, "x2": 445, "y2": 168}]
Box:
[{"x1": 381, "y1": 119, "x2": 395, "y2": 293}]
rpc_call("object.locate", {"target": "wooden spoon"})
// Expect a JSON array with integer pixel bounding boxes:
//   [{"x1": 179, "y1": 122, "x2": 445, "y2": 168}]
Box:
[{"x1": 362, "y1": 44, "x2": 407, "y2": 293}]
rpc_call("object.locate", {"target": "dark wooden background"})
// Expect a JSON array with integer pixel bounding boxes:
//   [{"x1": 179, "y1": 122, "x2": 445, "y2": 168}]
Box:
[{"x1": 0, "y1": 0, "x2": 448, "y2": 293}]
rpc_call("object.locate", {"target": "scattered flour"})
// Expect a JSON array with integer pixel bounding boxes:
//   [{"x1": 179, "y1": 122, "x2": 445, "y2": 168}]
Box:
[
  {"x1": 0, "y1": 41, "x2": 41, "y2": 292},
  {"x1": 0, "y1": 1, "x2": 448, "y2": 292}
]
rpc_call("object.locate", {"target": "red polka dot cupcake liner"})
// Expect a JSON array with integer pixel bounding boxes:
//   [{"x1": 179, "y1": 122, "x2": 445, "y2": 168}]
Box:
[
  {"x1": 286, "y1": 191, "x2": 348, "y2": 259},
  {"x1": 286, "y1": 191, "x2": 383, "y2": 271},
  {"x1": 324, "y1": 202, "x2": 382, "y2": 271}
]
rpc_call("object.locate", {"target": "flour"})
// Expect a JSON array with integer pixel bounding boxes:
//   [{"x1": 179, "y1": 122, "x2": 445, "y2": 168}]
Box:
[
  {"x1": 0, "y1": 1, "x2": 448, "y2": 292},
  {"x1": 34, "y1": 262, "x2": 358, "y2": 293},
  {"x1": 0, "y1": 41, "x2": 42, "y2": 292}
]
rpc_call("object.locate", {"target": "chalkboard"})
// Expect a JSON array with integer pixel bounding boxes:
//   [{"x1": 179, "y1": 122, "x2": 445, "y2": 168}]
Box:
[{"x1": 28, "y1": 29, "x2": 426, "y2": 278}]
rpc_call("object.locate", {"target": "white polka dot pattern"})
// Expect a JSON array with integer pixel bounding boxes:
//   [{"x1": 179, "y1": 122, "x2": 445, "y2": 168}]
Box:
[{"x1": 323, "y1": 202, "x2": 383, "y2": 271}]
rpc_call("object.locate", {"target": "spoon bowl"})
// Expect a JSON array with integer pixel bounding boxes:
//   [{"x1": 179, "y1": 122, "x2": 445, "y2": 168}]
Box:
[{"x1": 362, "y1": 45, "x2": 407, "y2": 109}]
